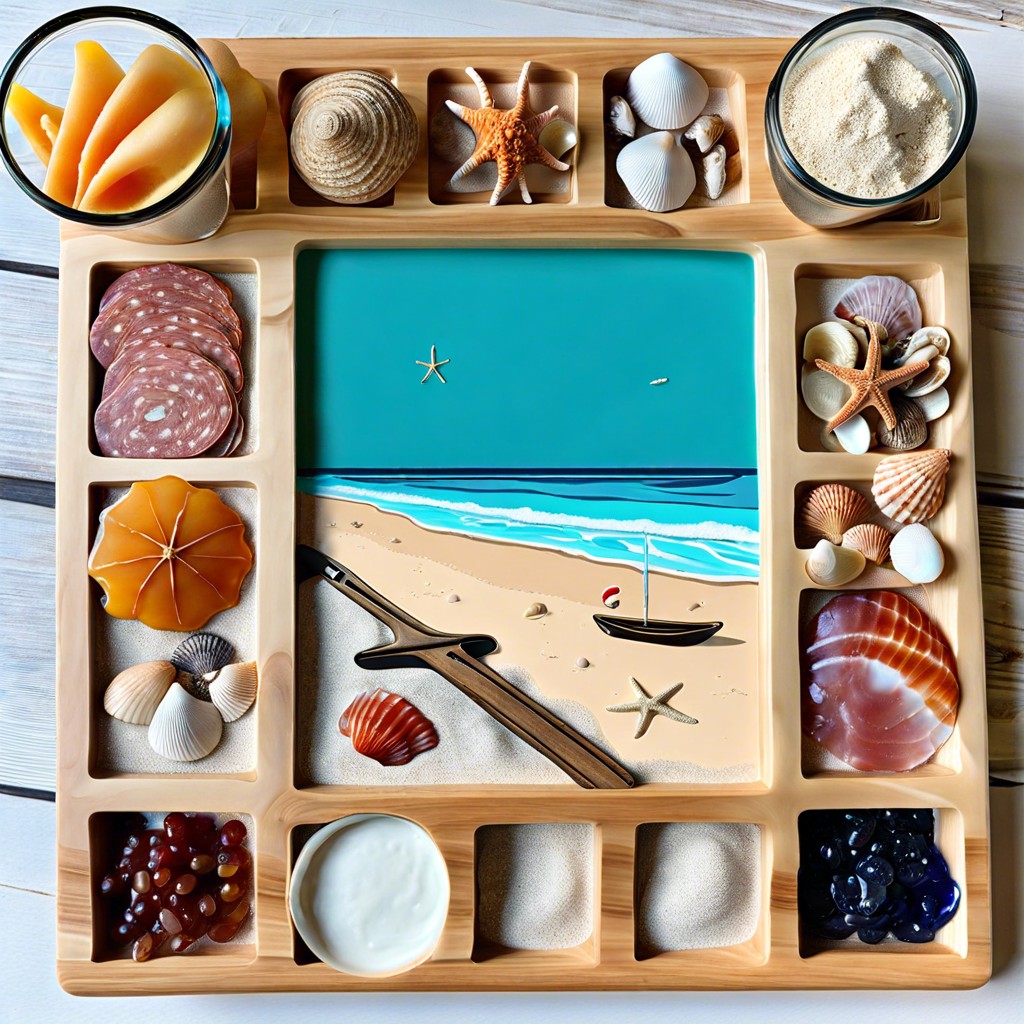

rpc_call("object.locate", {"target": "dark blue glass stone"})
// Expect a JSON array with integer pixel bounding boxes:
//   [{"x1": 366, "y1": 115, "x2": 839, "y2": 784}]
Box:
[
  {"x1": 893, "y1": 920, "x2": 935, "y2": 944},
  {"x1": 855, "y1": 854, "x2": 895, "y2": 887},
  {"x1": 857, "y1": 926, "x2": 888, "y2": 944}
]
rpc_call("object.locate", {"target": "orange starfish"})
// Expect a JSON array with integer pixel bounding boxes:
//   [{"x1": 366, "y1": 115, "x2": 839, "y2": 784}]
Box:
[
  {"x1": 815, "y1": 318, "x2": 930, "y2": 433},
  {"x1": 445, "y1": 60, "x2": 570, "y2": 205}
]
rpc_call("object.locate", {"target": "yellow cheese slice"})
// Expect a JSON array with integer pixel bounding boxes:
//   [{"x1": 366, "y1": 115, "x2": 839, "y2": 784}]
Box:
[{"x1": 5, "y1": 83, "x2": 64, "y2": 167}]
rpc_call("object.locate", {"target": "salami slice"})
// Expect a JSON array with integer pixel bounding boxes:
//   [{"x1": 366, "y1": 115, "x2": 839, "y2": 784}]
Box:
[
  {"x1": 94, "y1": 348, "x2": 236, "y2": 459},
  {"x1": 100, "y1": 262, "x2": 233, "y2": 312}
]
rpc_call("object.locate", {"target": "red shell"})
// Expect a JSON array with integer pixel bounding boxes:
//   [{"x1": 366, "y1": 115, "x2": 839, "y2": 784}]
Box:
[
  {"x1": 801, "y1": 590, "x2": 959, "y2": 772},
  {"x1": 339, "y1": 688, "x2": 439, "y2": 766}
]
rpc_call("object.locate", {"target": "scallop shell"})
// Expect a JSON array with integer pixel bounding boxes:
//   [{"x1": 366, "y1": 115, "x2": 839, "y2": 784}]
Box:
[
  {"x1": 170, "y1": 633, "x2": 234, "y2": 677},
  {"x1": 802, "y1": 322, "x2": 859, "y2": 368},
  {"x1": 524, "y1": 602, "x2": 548, "y2": 619},
  {"x1": 208, "y1": 661, "x2": 258, "y2": 722},
  {"x1": 842, "y1": 523, "x2": 893, "y2": 565},
  {"x1": 834, "y1": 276, "x2": 922, "y2": 341},
  {"x1": 104, "y1": 660, "x2": 176, "y2": 725},
  {"x1": 339, "y1": 688, "x2": 439, "y2": 766},
  {"x1": 800, "y1": 483, "x2": 871, "y2": 545},
  {"x1": 608, "y1": 95, "x2": 636, "y2": 137},
  {"x1": 683, "y1": 113, "x2": 725, "y2": 154},
  {"x1": 700, "y1": 143, "x2": 727, "y2": 200},
  {"x1": 148, "y1": 682, "x2": 223, "y2": 762},
  {"x1": 538, "y1": 119, "x2": 578, "y2": 160},
  {"x1": 290, "y1": 70, "x2": 419, "y2": 204},
  {"x1": 800, "y1": 365, "x2": 850, "y2": 421},
  {"x1": 833, "y1": 414, "x2": 872, "y2": 455},
  {"x1": 871, "y1": 449, "x2": 951, "y2": 525},
  {"x1": 805, "y1": 539, "x2": 866, "y2": 588},
  {"x1": 914, "y1": 386, "x2": 950, "y2": 422},
  {"x1": 903, "y1": 355, "x2": 950, "y2": 398},
  {"x1": 890, "y1": 523, "x2": 945, "y2": 584},
  {"x1": 877, "y1": 394, "x2": 928, "y2": 451},
  {"x1": 616, "y1": 130, "x2": 695, "y2": 212},
  {"x1": 624, "y1": 53, "x2": 709, "y2": 130}
]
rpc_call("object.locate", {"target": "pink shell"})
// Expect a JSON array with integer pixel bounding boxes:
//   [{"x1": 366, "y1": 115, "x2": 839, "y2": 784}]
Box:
[
  {"x1": 834, "y1": 276, "x2": 922, "y2": 342},
  {"x1": 339, "y1": 688, "x2": 439, "y2": 766}
]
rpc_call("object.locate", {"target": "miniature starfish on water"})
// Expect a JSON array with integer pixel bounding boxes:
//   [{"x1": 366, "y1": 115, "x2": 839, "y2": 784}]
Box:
[
  {"x1": 606, "y1": 676, "x2": 698, "y2": 739},
  {"x1": 445, "y1": 60, "x2": 571, "y2": 205},
  {"x1": 815, "y1": 318, "x2": 929, "y2": 432},
  {"x1": 416, "y1": 344, "x2": 450, "y2": 383}
]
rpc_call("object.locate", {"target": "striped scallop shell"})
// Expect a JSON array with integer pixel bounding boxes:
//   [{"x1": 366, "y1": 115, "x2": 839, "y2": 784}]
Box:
[
  {"x1": 800, "y1": 483, "x2": 870, "y2": 545},
  {"x1": 148, "y1": 683, "x2": 223, "y2": 762},
  {"x1": 872, "y1": 449, "x2": 951, "y2": 525},
  {"x1": 290, "y1": 70, "x2": 419, "y2": 204},
  {"x1": 170, "y1": 632, "x2": 234, "y2": 677},
  {"x1": 339, "y1": 688, "x2": 439, "y2": 766},
  {"x1": 624, "y1": 52, "x2": 709, "y2": 130},
  {"x1": 104, "y1": 660, "x2": 176, "y2": 725},
  {"x1": 834, "y1": 276, "x2": 922, "y2": 342},
  {"x1": 842, "y1": 523, "x2": 893, "y2": 565},
  {"x1": 208, "y1": 661, "x2": 258, "y2": 722}
]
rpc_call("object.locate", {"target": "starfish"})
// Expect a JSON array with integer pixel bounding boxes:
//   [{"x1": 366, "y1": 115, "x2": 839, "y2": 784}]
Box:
[
  {"x1": 606, "y1": 676, "x2": 698, "y2": 739},
  {"x1": 416, "y1": 344, "x2": 450, "y2": 383},
  {"x1": 445, "y1": 60, "x2": 570, "y2": 205},
  {"x1": 815, "y1": 318, "x2": 929, "y2": 432}
]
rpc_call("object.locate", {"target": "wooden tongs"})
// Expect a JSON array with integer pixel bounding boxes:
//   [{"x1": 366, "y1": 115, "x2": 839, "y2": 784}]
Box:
[{"x1": 297, "y1": 545, "x2": 634, "y2": 789}]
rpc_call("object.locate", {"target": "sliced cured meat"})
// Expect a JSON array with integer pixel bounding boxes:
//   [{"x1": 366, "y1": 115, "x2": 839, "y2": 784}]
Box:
[
  {"x1": 100, "y1": 262, "x2": 232, "y2": 312},
  {"x1": 94, "y1": 348, "x2": 236, "y2": 459},
  {"x1": 801, "y1": 590, "x2": 959, "y2": 772}
]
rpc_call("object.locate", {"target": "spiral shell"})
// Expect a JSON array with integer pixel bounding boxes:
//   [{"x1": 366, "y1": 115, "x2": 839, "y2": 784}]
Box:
[
  {"x1": 872, "y1": 449, "x2": 951, "y2": 525},
  {"x1": 104, "y1": 660, "x2": 176, "y2": 725},
  {"x1": 800, "y1": 483, "x2": 870, "y2": 545},
  {"x1": 290, "y1": 70, "x2": 419, "y2": 204},
  {"x1": 339, "y1": 688, "x2": 439, "y2": 766}
]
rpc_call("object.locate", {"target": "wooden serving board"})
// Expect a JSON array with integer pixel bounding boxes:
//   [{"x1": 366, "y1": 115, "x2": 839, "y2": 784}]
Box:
[{"x1": 54, "y1": 37, "x2": 990, "y2": 993}]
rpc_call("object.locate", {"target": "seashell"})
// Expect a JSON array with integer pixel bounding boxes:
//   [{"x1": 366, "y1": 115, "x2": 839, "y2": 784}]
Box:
[
  {"x1": 834, "y1": 276, "x2": 922, "y2": 342},
  {"x1": 802, "y1": 322, "x2": 859, "y2": 368},
  {"x1": 170, "y1": 633, "x2": 234, "y2": 678},
  {"x1": 208, "y1": 661, "x2": 258, "y2": 723},
  {"x1": 901, "y1": 325, "x2": 950, "y2": 361},
  {"x1": 819, "y1": 422, "x2": 844, "y2": 452},
  {"x1": 148, "y1": 682, "x2": 223, "y2": 762},
  {"x1": 896, "y1": 342, "x2": 940, "y2": 368},
  {"x1": 877, "y1": 394, "x2": 928, "y2": 451},
  {"x1": 524, "y1": 602, "x2": 548, "y2": 619},
  {"x1": 805, "y1": 539, "x2": 866, "y2": 588},
  {"x1": 872, "y1": 449, "x2": 951, "y2": 524},
  {"x1": 339, "y1": 687, "x2": 439, "y2": 766},
  {"x1": 429, "y1": 103, "x2": 472, "y2": 162},
  {"x1": 616, "y1": 130, "x2": 695, "y2": 212},
  {"x1": 624, "y1": 53, "x2": 709, "y2": 130},
  {"x1": 104, "y1": 660, "x2": 176, "y2": 725},
  {"x1": 800, "y1": 483, "x2": 871, "y2": 545},
  {"x1": 608, "y1": 95, "x2": 636, "y2": 137},
  {"x1": 602, "y1": 586, "x2": 621, "y2": 609},
  {"x1": 290, "y1": 70, "x2": 419, "y2": 204},
  {"x1": 914, "y1": 386, "x2": 950, "y2": 422},
  {"x1": 890, "y1": 523, "x2": 945, "y2": 584},
  {"x1": 700, "y1": 143, "x2": 727, "y2": 199},
  {"x1": 575, "y1": 657, "x2": 590, "y2": 669},
  {"x1": 903, "y1": 355, "x2": 950, "y2": 398},
  {"x1": 800, "y1": 365, "x2": 850, "y2": 421},
  {"x1": 842, "y1": 523, "x2": 893, "y2": 565},
  {"x1": 684, "y1": 113, "x2": 725, "y2": 154},
  {"x1": 538, "y1": 118, "x2": 578, "y2": 161},
  {"x1": 833, "y1": 414, "x2": 872, "y2": 454}
]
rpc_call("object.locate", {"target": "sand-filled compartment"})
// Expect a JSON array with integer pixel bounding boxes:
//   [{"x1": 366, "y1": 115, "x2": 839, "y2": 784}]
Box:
[
  {"x1": 89, "y1": 483, "x2": 258, "y2": 778},
  {"x1": 87, "y1": 260, "x2": 260, "y2": 457},
  {"x1": 794, "y1": 263, "x2": 946, "y2": 454}
]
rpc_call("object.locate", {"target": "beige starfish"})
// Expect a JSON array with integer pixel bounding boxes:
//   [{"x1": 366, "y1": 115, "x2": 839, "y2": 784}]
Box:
[
  {"x1": 416, "y1": 344, "x2": 450, "y2": 383},
  {"x1": 606, "y1": 676, "x2": 698, "y2": 739},
  {"x1": 815, "y1": 318, "x2": 929, "y2": 432},
  {"x1": 445, "y1": 61, "x2": 570, "y2": 205}
]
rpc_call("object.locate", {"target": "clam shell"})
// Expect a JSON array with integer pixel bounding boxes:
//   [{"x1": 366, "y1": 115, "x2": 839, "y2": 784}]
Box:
[
  {"x1": 290, "y1": 70, "x2": 419, "y2": 204},
  {"x1": 914, "y1": 386, "x2": 950, "y2": 422},
  {"x1": 842, "y1": 523, "x2": 893, "y2": 565},
  {"x1": 616, "y1": 130, "x2": 695, "y2": 212},
  {"x1": 104, "y1": 660, "x2": 176, "y2": 725},
  {"x1": 896, "y1": 343, "x2": 940, "y2": 369},
  {"x1": 339, "y1": 688, "x2": 439, "y2": 766},
  {"x1": 890, "y1": 523, "x2": 945, "y2": 584},
  {"x1": 208, "y1": 661, "x2": 258, "y2": 722},
  {"x1": 538, "y1": 118, "x2": 578, "y2": 161},
  {"x1": 805, "y1": 539, "x2": 866, "y2": 588},
  {"x1": 700, "y1": 143, "x2": 727, "y2": 200},
  {"x1": 608, "y1": 95, "x2": 636, "y2": 137},
  {"x1": 524, "y1": 602, "x2": 548, "y2": 619},
  {"x1": 877, "y1": 394, "x2": 928, "y2": 451},
  {"x1": 170, "y1": 633, "x2": 234, "y2": 677},
  {"x1": 624, "y1": 52, "x2": 709, "y2": 130},
  {"x1": 800, "y1": 483, "x2": 870, "y2": 545},
  {"x1": 903, "y1": 355, "x2": 950, "y2": 398},
  {"x1": 834, "y1": 275, "x2": 922, "y2": 342},
  {"x1": 833, "y1": 414, "x2": 872, "y2": 454},
  {"x1": 802, "y1": 322, "x2": 859, "y2": 368},
  {"x1": 871, "y1": 449, "x2": 951, "y2": 525},
  {"x1": 902, "y1": 325, "x2": 951, "y2": 360},
  {"x1": 684, "y1": 113, "x2": 725, "y2": 154},
  {"x1": 148, "y1": 683, "x2": 223, "y2": 762},
  {"x1": 800, "y1": 365, "x2": 850, "y2": 421}
]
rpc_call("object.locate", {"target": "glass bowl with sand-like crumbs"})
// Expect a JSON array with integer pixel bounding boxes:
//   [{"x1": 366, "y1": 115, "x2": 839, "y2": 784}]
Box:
[{"x1": 765, "y1": 7, "x2": 976, "y2": 228}]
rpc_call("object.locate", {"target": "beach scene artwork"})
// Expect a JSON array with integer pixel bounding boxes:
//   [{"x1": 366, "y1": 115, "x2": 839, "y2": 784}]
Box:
[{"x1": 295, "y1": 248, "x2": 760, "y2": 784}]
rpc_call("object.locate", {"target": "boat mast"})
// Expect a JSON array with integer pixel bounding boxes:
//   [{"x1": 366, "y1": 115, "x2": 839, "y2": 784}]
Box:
[{"x1": 642, "y1": 533, "x2": 649, "y2": 626}]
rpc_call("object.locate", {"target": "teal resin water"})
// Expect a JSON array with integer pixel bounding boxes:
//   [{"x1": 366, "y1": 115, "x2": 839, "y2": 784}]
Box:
[{"x1": 296, "y1": 249, "x2": 758, "y2": 581}]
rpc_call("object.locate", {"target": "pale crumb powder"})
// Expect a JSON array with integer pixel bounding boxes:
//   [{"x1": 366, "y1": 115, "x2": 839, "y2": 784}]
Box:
[{"x1": 781, "y1": 37, "x2": 952, "y2": 199}]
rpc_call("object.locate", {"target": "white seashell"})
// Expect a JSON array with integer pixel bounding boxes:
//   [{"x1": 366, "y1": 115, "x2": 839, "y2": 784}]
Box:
[
  {"x1": 895, "y1": 343, "x2": 940, "y2": 368},
  {"x1": 104, "y1": 661, "x2": 176, "y2": 725},
  {"x1": 902, "y1": 326, "x2": 950, "y2": 360},
  {"x1": 683, "y1": 113, "x2": 725, "y2": 154},
  {"x1": 608, "y1": 95, "x2": 636, "y2": 137},
  {"x1": 805, "y1": 539, "x2": 866, "y2": 588},
  {"x1": 616, "y1": 130, "x2": 695, "y2": 212},
  {"x1": 625, "y1": 53, "x2": 709, "y2": 130},
  {"x1": 903, "y1": 355, "x2": 950, "y2": 398},
  {"x1": 890, "y1": 523, "x2": 944, "y2": 584},
  {"x1": 701, "y1": 143, "x2": 727, "y2": 199},
  {"x1": 833, "y1": 414, "x2": 872, "y2": 455},
  {"x1": 538, "y1": 119, "x2": 578, "y2": 161},
  {"x1": 148, "y1": 683, "x2": 223, "y2": 762},
  {"x1": 208, "y1": 661, "x2": 258, "y2": 722},
  {"x1": 524, "y1": 602, "x2": 548, "y2": 619},
  {"x1": 914, "y1": 386, "x2": 950, "y2": 422},
  {"x1": 575, "y1": 656, "x2": 590, "y2": 669},
  {"x1": 803, "y1": 322, "x2": 859, "y2": 368},
  {"x1": 801, "y1": 365, "x2": 850, "y2": 421}
]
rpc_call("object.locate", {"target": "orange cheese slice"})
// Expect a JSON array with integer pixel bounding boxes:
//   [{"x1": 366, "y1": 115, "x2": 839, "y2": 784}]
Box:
[{"x1": 5, "y1": 83, "x2": 64, "y2": 167}]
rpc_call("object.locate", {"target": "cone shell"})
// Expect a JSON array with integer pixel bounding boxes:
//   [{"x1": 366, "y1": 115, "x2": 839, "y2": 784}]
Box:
[
  {"x1": 148, "y1": 682, "x2": 223, "y2": 762},
  {"x1": 842, "y1": 523, "x2": 893, "y2": 565},
  {"x1": 208, "y1": 661, "x2": 258, "y2": 722},
  {"x1": 171, "y1": 632, "x2": 234, "y2": 677},
  {"x1": 290, "y1": 70, "x2": 419, "y2": 204},
  {"x1": 800, "y1": 483, "x2": 871, "y2": 545},
  {"x1": 624, "y1": 52, "x2": 709, "y2": 130},
  {"x1": 872, "y1": 449, "x2": 951, "y2": 525},
  {"x1": 339, "y1": 688, "x2": 439, "y2": 766},
  {"x1": 805, "y1": 539, "x2": 866, "y2": 588},
  {"x1": 616, "y1": 130, "x2": 695, "y2": 212},
  {"x1": 104, "y1": 660, "x2": 175, "y2": 725}
]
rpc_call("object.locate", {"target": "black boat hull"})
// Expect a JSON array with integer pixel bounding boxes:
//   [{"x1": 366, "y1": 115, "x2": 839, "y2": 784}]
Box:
[{"x1": 593, "y1": 614, "x2": 724, "y2": 646}]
